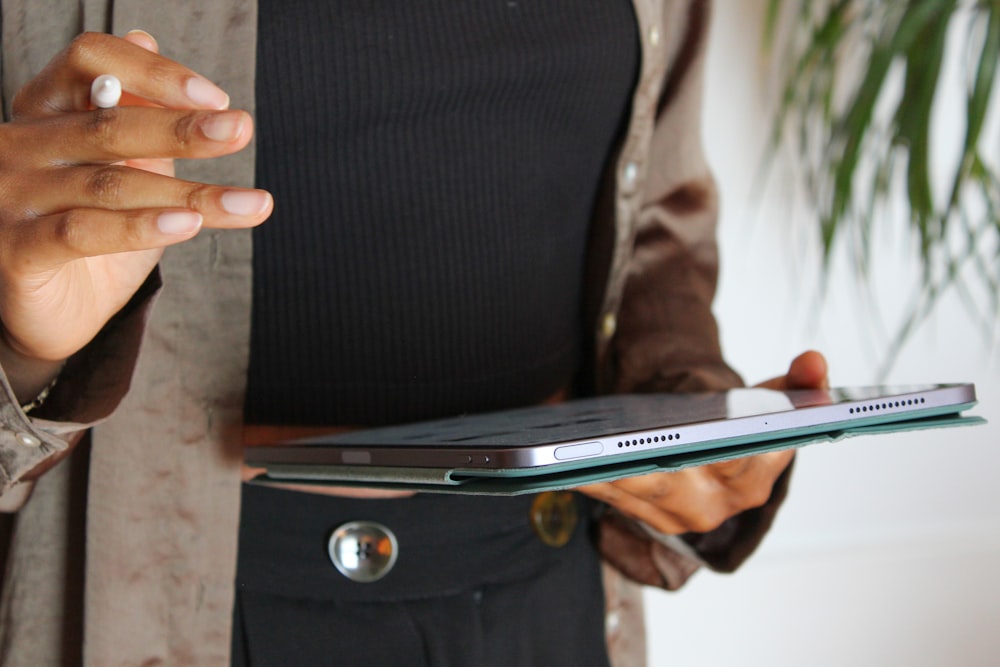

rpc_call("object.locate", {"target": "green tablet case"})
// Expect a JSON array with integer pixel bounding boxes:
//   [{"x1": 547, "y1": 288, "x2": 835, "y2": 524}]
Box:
[{"x1": 251, "y1": 412, "x2": 985, "y2": 496}]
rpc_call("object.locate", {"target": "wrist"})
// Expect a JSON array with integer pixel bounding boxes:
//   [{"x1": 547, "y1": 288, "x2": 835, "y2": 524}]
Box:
[{"x1": 0, "y1": 329, "x2": 66, "y2": 407}]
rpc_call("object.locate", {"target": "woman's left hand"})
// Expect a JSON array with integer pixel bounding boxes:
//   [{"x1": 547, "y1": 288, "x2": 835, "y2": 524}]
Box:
[{"x1": 578, "y1": 350, "x2": 828, "y2": 535}]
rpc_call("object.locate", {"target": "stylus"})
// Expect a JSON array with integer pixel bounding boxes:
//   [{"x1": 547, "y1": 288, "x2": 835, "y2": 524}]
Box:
[{"x1": 90, "y1": 74, "x2": 122, "y2": 109}]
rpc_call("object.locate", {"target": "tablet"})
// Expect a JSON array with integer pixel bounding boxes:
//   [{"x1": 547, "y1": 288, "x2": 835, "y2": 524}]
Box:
[{"x1": 245, "y1": 383, "x2": 982, "y2": 494}]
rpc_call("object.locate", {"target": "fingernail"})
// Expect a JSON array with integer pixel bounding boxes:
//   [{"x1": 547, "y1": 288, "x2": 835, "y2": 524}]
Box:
[
  {"x1": 200, "y1": 111, "x2": 245, "y2": 142},
  {"x1": 124, "y1": 29, "x2": 158, "y2": 52},
  {"x1": 186, "y1": 76, "x2": 230, "y2": 110},
  {"x1": 221, "y1": 190, "x2": 271, "y2": 216},
  {"x1": 157, "y1": 211, "x2": 203, "y2": 235}
]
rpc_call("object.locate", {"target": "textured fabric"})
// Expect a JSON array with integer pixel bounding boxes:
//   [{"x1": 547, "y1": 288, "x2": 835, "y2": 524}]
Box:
[
  {"x1": 232, "y1": 487, "x2": 609, "y2": 667},
  {"x1": 247, "y1": 0, "x2": 639, "y2": 426},
  {"x1": 0, "y1": 2, "x2": 787, "y2": 666},
  {"x1": 0, "y1": 3, "x2": 258, "y2": 665}
]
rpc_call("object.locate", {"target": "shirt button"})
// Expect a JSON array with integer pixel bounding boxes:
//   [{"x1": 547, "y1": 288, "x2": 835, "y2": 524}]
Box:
[
  {"x1": 621, "y1": 162, "x2": 639, "y2": 191},
  {"x1": 649, "y1": 25, "x2": 661, "y2": 47},
  {"x1": 327, "y1": 520, "x2": 398, "y2": 582},
  {"x1": 530, "y1": 491, "x2": 579, "y2": 548},
  {"x1": 601, "y1": 312, "x2": 617, "y2": 340},
  {"x1": 606, "y1": 608, "x2": 622, "y2": 635},
  {"x1": 15, "y1": 432, "x2": 41, "y2": 448}
]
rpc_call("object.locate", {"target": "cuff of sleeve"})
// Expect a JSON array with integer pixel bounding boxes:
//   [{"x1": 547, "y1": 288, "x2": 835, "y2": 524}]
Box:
[
  {"x1": 678, "y1": 457, "x2": 795, "y2": 573},
  {"x1": 0, "y1": 372, "x2": 72, "y2": 499},
  {"x1": 598, "y1": 509, "x2": 701, "y2": 590},
  {"x1": 597, "y1": 458, "x2": 795, "y2": 589},
  {"x1": 0, "y1": 269, "x2": 162, "y2": 497}
]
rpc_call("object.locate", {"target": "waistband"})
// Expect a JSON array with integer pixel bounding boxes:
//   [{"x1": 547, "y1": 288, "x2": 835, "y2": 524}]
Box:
[{"x1": 236, "y1": 484, "x2": 598, "y2": 603}]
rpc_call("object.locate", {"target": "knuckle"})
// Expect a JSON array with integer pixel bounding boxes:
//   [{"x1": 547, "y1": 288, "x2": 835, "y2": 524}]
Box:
[
  {"x1": 11, "y1": 80, "x2": 49, "y2": 120},
  {"x1": 10, "y1": 88, "x2": 33, "y2": 118},
  {"x1": 144, "y1": 60, "x2": 177, "y2": 89},
  {"x1": 83, "y1": 166, "x2": 126, "y2": 205},
  {"x1": 120, "y1": 211, "x2": 149, "y2": 248},
  {"x1": 0, "y1": 179, "x2": 34, "y2": 227},
  {"x1": 63, "y1": 32, "x2": 112, "y2": 70},
  {"x1": 643, "y1": 482, "x2": 671, "y2": 504},
  {"x1": 687, "y1": 510, "x2": 728, "y2": 534},
  {"x1": 711, "y1": 458, "x2": 749, "y2": 480},
  {"x1": 52, "y1": 210, "x2": 87, "y2": 251},
  {"x1": 173, "y1": 112, "x2": 201, "y2": 149},
  {"x1": 85, "y1": 107, "x2": 124, "y2": 148},
  {"x1": 741, "y1": 484, "x2": 774, "y2": 512},
  {"x1": 183, "y1": 183, "x2": 213, "y2": 211}
]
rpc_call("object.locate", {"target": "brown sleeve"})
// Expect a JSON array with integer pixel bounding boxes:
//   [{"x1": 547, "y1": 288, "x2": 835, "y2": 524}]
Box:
[
  {"x1": 0, "y1": 271, "x2": 161, "y2": 503},
  {"x1": 609, "y1": 0, "x2": 738, "y2": 397},
  {"x1": 596, "y1": 0, "x2": 794, "y2": 588}
]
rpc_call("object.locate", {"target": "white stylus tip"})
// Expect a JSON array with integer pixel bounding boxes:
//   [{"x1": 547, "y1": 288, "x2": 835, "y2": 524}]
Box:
[{"x1": 90, "y1": 74, "x2": 123, "y2": 109}]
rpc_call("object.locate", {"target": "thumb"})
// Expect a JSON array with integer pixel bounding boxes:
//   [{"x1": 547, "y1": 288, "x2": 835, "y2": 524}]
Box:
[{"x1": 756, "y1": 350, "x2": 829, "y2": 390}]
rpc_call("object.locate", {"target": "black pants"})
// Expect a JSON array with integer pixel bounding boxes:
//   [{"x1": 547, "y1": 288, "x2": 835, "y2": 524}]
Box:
[{"x1": 232, "y1": 485, "x2": 611, "y2": 667}]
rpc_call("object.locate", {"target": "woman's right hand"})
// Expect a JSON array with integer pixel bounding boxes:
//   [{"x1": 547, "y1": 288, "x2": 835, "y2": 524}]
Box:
[{"x1": 0, "y1": 31, "x2": 272, "y2": 394}]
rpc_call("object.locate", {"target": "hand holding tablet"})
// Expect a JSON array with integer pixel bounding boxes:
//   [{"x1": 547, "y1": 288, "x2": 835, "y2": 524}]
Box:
[{"x1": 245, "y1": 382, "x2": 982, "y2": 495}]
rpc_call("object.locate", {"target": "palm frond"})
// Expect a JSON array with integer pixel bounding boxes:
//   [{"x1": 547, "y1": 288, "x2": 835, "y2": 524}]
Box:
[{"x1": 765, "y1": 0, "x2": 1000, "y2": 376}]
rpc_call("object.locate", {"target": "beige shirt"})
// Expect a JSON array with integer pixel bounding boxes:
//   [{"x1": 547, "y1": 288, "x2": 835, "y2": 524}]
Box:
[{"x1": 0, "y1": 1, "x2": 789, "y2": 664}]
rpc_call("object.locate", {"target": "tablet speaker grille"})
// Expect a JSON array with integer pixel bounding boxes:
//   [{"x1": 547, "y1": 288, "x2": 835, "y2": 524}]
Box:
[
  {"x1": 848, "y1": 397, "x2": 925, "y2": 415},
  {"x1": 616, "y1": 432, "x2": 682, "y2": 448}
]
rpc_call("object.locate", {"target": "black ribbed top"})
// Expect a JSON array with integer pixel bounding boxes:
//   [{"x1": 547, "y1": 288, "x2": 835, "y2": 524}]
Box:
[{"x1": 245, "y1": 0, "x2": 638, "y2": 425}]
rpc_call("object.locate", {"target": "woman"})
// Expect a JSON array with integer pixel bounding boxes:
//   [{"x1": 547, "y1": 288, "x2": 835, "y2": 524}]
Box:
[{"x1": 0, "y1": 1, "x2": 825, "y2": 664}]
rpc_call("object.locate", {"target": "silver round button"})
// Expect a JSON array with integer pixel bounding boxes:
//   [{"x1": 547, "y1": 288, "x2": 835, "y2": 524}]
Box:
[
  {"x1": 327, "y1": 520, "x2": 398, "y2": 583},
  {"x1": 15, "y1": 432, "x2": 41, "y2": 448}
]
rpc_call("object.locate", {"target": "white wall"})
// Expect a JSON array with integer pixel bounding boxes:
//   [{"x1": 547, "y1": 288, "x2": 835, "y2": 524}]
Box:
[{"x1": 645, "y1": 4, "x2": 1000, "y2": 666}]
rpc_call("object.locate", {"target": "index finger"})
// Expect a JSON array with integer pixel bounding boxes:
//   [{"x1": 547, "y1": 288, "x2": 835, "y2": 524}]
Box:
[{"x1": 12, "y1": 32, "x2": 230, "y2": 118}]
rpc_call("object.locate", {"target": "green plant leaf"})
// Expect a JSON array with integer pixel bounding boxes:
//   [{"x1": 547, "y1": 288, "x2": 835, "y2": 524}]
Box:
[{"x1": 764, "y1": 0, "x2": 1000, "y2": 375}]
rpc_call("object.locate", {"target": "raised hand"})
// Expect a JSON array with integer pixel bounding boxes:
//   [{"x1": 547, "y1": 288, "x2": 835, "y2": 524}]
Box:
[{"x1": 0, "y1": 31, "x2": 272, "y2": 398}]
